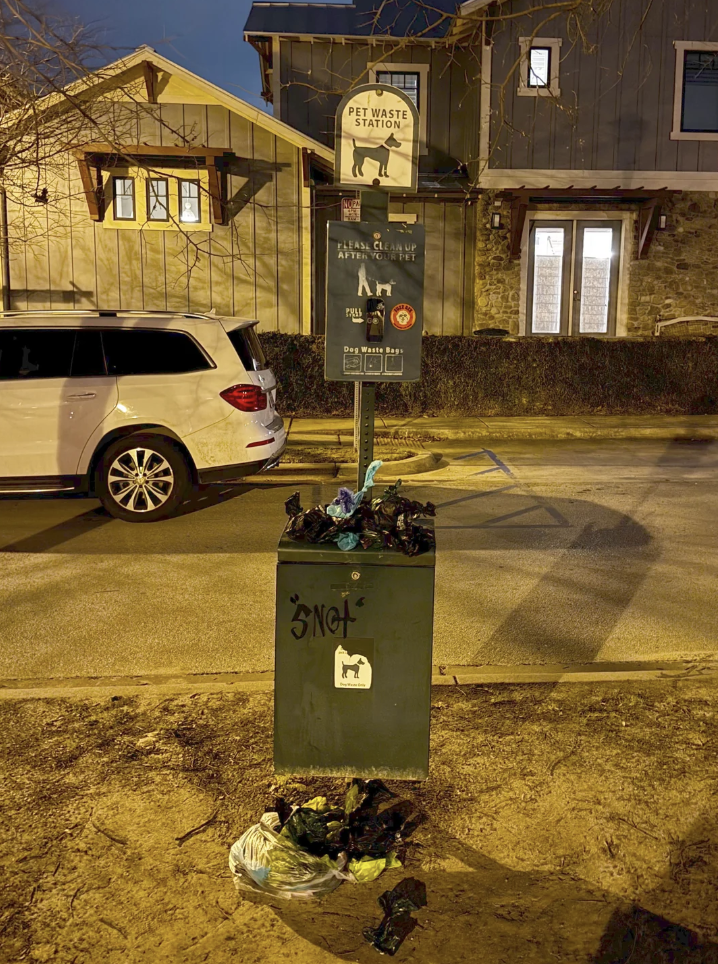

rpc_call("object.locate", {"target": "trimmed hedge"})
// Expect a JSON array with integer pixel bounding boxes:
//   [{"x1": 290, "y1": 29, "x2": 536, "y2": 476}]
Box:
[{"x1": 261, "y1": 334, "x2": 718, "y2": 417}]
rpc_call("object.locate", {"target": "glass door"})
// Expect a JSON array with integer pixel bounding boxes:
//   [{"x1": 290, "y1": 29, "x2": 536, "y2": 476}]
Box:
[
  {"x1": 572, "y1": 221, "x2": 621, "y2": 336},
  {"x1": 527, "y1": 220, "x2": 621, "y2": 336}
]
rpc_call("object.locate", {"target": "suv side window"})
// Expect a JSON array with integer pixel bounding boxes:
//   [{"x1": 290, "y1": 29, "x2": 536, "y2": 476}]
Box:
[
  {"x1": 0, "y1": 328, "x2": 75, "y2": 380},
  {"x1": 101, "y1": 328, "x2": 213, "y2": 376},
  {"x1": 70, "y1": 329, "x2": 107, "y2": 377}
]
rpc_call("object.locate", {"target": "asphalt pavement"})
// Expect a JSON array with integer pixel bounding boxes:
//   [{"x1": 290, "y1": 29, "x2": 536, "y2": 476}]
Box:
[{"x1": 0, "y1": 437, "x2": 716, "y2": 680}]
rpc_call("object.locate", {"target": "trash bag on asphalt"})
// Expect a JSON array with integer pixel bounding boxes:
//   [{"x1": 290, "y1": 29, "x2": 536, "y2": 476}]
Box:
[
  {"x1": 284, "y1": 476, "x2": 436, "y2": 557},
  {"x1": 228, "y1": 811, "x2": 350, "y2": 900},
  {"x1": 363, "y1": 877, "x2": 428, "y2": 956}
]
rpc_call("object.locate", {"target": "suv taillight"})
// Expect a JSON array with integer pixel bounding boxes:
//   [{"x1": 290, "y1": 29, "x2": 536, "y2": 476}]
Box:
[{"x1": 220, "y1": 384, "x2": 267, "y2": 412}]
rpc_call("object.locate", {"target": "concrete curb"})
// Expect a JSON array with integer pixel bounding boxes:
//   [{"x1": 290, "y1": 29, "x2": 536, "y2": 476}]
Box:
[
  {"x1": 289, "y1": 416, "x2": 718, "y2": 442},
  {"x1": 1, "y1": 660, "x2": 715, "y2": 700},
  {"x1": 257, "y1": 451, "x2": 442, "y2": 483}
]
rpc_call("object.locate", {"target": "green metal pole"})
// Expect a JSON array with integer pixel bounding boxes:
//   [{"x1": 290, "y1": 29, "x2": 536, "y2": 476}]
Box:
[{"x1": 354, "y1": 184, "x2": 389, "y2": 492}]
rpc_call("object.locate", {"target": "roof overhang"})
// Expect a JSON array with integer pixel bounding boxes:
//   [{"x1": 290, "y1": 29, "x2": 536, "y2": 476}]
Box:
[{"x1": 18, "y1": 45, "x2": 334, "y2": 167}]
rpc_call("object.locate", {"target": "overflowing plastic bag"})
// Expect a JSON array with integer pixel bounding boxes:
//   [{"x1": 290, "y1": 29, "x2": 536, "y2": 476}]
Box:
[
  {"x1": 228, "y1": 811, "x2": 351, "y2": 900},
  {"x1": 228, "y1": 780, "x2": 422, "y2": 900},
  {"x1": 285, "y1": 471, "x2": 436, "y2": 557}
]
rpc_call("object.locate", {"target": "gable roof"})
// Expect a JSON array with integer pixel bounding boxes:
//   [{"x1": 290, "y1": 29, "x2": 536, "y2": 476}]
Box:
[
  {"x1": 37, "y1": 45, "x2": 334, "y2": 164},
  {"x1": 244, "y1": 0, "x2": 460, "y2": 41}
]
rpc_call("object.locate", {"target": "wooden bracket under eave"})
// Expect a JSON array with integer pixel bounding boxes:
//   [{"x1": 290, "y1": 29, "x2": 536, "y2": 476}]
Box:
[
  {"x1": 75, "y1": 155, "x2": 104, "y2": 221},
  {"x1": 638, "y1": 198, "x2": 661, "y2": 259},
  {"x1": 142, "y1": 61, "x2": 158, "y2": 103},
  {"x1": 205, "y1": 156, "x2": 224, "y2": 224},
  {"x1": 509, "y1": 193, "x2": 529, "y2": 260}
]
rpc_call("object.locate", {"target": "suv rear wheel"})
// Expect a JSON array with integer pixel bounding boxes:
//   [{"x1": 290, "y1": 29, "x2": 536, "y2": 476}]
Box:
[{"x1": 96, "y1": 434, "x2": 191, "y2": 522}]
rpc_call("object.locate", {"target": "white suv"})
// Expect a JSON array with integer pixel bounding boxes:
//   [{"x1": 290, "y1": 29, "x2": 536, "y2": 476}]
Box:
[{"x1": 0, "y1": 311, "x2": 285, "y2": 522}]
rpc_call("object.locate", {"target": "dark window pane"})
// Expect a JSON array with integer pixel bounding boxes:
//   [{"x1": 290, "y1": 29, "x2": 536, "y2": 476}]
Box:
[
  {"x1": 682, "y1": 51, "x2": 718, "y2": 132},
  {"x1": 101, "y1": 329, "x2": 213, "y2": 376},
  {"x1": 0, "y1": 328, "x2": 74, "y2": 380},
  {"x1": 71, "y1": 329, "x2": 106, "y2": 377},
  {"x1": 226, "y1": 326, "x2": 268, "y2": 372},
  {"x1": 376, "y1": 71, "x2": 419, "y2": 107}
]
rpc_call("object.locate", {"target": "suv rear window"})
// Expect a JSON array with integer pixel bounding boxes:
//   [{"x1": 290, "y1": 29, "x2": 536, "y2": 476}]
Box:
[
  {"x1": 226, "y1": 325, "x2": 268, "y2": 372},
  {"x1": 101, "y1": 328, "x2": 213, "y2": 376},
  {"x1": 0, "y1": 328, "x2": 75, "y2": 380}
]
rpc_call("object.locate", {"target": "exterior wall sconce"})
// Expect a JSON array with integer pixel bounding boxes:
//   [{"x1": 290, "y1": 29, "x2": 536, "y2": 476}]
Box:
[
  {"x1": 658, "y1": 214, "x2": 667, "y2": 229},
  {"x1": 491, "y1": 212, "x2": 502, "y2": 229}
]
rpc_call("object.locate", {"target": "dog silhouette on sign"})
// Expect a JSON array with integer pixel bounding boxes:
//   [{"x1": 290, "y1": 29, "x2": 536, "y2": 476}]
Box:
[
  {"x1": 352, "y1": 133, "x2": 402, "y2": 178},
  {"x1": 357, "y1": 263, "x2": 396, "y2": 298},
  {"x1": 342, "y1": 658, "x2": 365, "y2": 679}
]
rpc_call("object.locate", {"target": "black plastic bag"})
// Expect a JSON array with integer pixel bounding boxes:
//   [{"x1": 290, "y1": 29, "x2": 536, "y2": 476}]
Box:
[
  {"x1": 283, "y1": 807, "x2": 330, "y2": 856},
  {"x1": 363, "y1": 877, "x2": 427, "y2": 955}
]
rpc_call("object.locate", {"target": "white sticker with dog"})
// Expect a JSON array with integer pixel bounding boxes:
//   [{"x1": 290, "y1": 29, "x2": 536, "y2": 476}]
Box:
[{"x1": 334, "y1": 644, "x2": 373, "y2": 690}]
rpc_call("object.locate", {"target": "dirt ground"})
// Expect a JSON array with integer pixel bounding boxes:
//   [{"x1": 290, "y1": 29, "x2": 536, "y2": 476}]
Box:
[{"x1": 2, "y1": 678, "x2": 718, "y2": 964}]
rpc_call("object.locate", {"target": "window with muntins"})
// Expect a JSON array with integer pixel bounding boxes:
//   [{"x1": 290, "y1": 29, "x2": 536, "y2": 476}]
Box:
[
  {"x1": 113, "y1": 177, "x2": 135, "y2": 220},
  {"x1": 147, "y1": 178, "x2": 169, "y2": 221},
  {"x1": 682, "y1": 50, "x2": 718, "y2": 132},
  {"x1": 179, "y1": 180, "x2": 201, "y2": 223},
  {"x1": 376, "y1": 71, "x2": 419, "y2": 107}
]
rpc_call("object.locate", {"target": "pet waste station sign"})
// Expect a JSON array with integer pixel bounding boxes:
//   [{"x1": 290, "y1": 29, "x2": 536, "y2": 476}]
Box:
[
  {"x1": 325, "y1": 221, "x2": 424, "y2": 382},
  {"x1": 335, "y1": 84, "x2": 419, "y2": 191}
]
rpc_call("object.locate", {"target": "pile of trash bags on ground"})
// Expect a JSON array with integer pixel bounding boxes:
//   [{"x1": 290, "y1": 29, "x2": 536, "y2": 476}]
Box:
[
  {"x1": 284, "y1": 461, "x2": 436, "y2": 556},
  {"x1": 229, "y1": 779, "x2": 427, "y2": 955}
]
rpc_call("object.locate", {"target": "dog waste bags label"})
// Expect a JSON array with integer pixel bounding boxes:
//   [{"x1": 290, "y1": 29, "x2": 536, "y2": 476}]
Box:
[
  {"x1": 335, "y1": 84, "x2": 419, "y2": 192},
  {"x1": 325, "y1": 221, "x2": 424, "y2": 382},
  {"x1": 334, "y1": 640, "x2": 374, "y2": 690}
]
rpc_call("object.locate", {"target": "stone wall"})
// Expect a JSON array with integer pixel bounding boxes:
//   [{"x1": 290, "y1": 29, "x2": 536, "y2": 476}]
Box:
[
  {"x1": 473, "y1": 190, "x2": 718, "y2": 337},
  {"x1": 628, "y1": 192, "x2": 718, "y2": 336},
  {"x1": 473, "y1": 192, "x2": 521, "y2": 333}
]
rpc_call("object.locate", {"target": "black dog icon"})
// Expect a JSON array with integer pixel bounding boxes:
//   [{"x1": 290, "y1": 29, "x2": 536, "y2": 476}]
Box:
[{"x1": 352, "y1": 133, "x2": 402, "y2": 178}]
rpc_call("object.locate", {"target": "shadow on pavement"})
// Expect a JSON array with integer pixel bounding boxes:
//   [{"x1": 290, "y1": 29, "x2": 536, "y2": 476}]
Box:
[
  {"x1": 244, "y1": 824, "x2": 718, "y2": 963},
  {"x1": 0, "y1": 483, "x2": 263, "y2": 553}
]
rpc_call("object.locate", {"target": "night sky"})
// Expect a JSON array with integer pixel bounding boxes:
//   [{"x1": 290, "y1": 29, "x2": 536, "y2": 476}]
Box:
[{"x1": 52, "y1": 0, "x2": 339, "y2": 113}]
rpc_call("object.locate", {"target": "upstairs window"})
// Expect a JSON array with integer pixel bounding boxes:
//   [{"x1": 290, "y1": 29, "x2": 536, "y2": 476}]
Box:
[
  {"x1": 672, "y1": 42, "x2": 718, "y2": 140},
  {"x1": 369, "y1": 61, "x2": 429, "y2": 154},
  {"x1": 528, "y1": 47, "x2": 551, "y2": 88},
  {"x1": 147, "y1": 178, "x2": 169, "y2": 221},
  {"x1": 376, "y1": 71, "x2": 420, "y2": 108},
  {"x1": 179, "y1": 180, "x2": 201, "y2": 223},
  {"x1": 113, "y1": 177, "x2": 135, "y2": 220},
  {"x1": 682, "y1": 50, "x2": 718, "y2": 132},
  {"x1": 518, "y1": 38, "x2": 562, "y2": 97}
]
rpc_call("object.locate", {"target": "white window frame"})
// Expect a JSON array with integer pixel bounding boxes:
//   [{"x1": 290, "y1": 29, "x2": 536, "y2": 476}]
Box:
[
  {"x1": 670, "y1": 41, "x2": 718, "y2": 141},
  {"x1": 518, "y1": 210, "x2": 633, "y2": 337},
  {"x1": 368, "y1": 61, "x2": 430, "y2": 155},
  {"x1": 517, "y1": 38, "x2": 562, "y2": 98}
]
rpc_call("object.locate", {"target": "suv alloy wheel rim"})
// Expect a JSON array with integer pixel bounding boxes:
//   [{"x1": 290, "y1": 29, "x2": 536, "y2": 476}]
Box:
[{"x1": 107, "y1": 447, "x2": 175, "y2": 513}]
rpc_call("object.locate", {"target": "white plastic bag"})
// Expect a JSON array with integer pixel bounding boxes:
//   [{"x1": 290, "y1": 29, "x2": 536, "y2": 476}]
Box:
[{"x1": 228, "y1": 811, "x2": 351, "y2": 900}]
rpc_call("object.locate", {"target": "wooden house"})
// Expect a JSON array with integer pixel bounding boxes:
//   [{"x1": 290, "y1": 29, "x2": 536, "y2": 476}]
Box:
[
  {"x1": 1, "y1": 46, "x2": 333, "y2": 334},
  {"x1": 245, "y1": 0, "x2": 718, "y2": 339},
  {"x1": 244, "y1": 0, "x2": 482, "y2": 335}
]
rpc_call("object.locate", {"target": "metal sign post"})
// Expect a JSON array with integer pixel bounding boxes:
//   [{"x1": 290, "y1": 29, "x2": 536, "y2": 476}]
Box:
[{"x1": 327, "y1": 84, "x2": 422, "y2": 492}]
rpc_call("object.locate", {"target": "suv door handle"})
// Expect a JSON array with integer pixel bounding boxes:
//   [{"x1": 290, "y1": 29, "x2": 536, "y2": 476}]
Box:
[{"x1": 66, "y1": 392, "x2": 96, "y2": 399}]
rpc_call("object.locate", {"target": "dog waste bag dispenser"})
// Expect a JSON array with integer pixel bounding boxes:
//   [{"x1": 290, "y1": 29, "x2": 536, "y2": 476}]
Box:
[
  {"x1": 274, "y1": 527, "x2": 435, "y2": 779},
  {"x1": 325, "y1": 221, "x2": 424, "y2": 382}
]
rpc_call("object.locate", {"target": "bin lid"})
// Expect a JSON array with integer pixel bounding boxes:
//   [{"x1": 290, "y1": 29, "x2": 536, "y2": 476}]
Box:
[{"x1": 277, "y1": 520, "x2": 435, "y2": 567}]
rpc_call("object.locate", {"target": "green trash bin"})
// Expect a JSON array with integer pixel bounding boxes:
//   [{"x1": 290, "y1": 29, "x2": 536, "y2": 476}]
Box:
[{"x1": 274, "y1": 522, "x2": 435, "y2": 780}]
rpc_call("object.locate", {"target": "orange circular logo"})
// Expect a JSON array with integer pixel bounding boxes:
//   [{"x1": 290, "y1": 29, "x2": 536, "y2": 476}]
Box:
[{"x1": 390, "y1": 304, "x2": 416, "y2": 331}]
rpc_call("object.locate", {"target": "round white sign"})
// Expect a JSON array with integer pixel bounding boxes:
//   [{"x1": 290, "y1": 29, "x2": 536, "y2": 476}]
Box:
[{"x1": 335, "y1": 84, "x2": 419, "y2": 192}]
